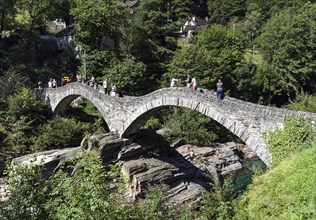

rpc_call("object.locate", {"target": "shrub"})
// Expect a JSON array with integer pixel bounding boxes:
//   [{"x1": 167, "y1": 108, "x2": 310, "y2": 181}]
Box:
[
  {"x1": 200, "y1": 179, "x2": 236, "y2": 220},
  {"x1": 267, "y1": 118, "x2": 315, "y2": 165},
  {"x1": 33, "y1": 118, "x2": 90, "y2": 151}
]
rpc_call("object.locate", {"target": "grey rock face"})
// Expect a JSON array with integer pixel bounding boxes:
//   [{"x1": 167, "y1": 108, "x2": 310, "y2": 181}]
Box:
[{"x1": 0, "y1": 130, "x2": 258, "y2": 206}]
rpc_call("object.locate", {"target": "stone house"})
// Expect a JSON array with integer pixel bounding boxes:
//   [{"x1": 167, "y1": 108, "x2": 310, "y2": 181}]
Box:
[
  {"x1": 55, "y1": 24, "x2": 75, "y2": 50},
  {"x1": 178, "y1": 16, "x2": 209, "y2": 38}
]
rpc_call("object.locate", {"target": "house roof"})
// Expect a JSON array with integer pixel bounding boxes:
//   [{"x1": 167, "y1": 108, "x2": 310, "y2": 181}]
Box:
[
  {"x1": 181, "y1": 16, "x2": 209, "y2": 34},
  {"x1": 55, "y1": 24, "x2": 74, "y2": 37},
  {"x1": 120, "y1": 0, "x2": 138, "y2": 7}
]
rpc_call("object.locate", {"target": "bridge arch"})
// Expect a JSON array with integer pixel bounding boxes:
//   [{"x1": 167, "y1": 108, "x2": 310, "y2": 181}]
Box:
[
  {"x1": 120, "y1": 95, "x2": 272, "y2": 167},
  {"x1": 45, "y1": 84, "x2": 113, "y2": 131}
]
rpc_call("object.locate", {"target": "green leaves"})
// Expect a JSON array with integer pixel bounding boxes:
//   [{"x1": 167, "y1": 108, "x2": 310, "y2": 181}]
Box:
[
  {"x1": 267, "y1": 118, "x2": 315, "y2": 165},
  {"x1": 105, "y1": 56, "x2": 146, "y2": 95},
  {"x1": 164, "y1": 108, "x2": 219, "y2": 146},
  {"x1": 286, "y1": 92, "x2": 316, "y2": 113},
  {"x1": 45, "y1": 152, "x2": 115, "y2": 220},
  {"x1": 164, "y1": 24, "x2": 247, "y2": 95},
  {"x1": 258, "y1": 3, "x2": 316, "y2": 98},
  {"x1": 7, "y1": 87, "x2": 46, "y2": 123},
  {"x1": 71, "y1": 0, "x2": 124, "y2": 49},
  {"x1": 33, "y1": 118, "x2": 90, "y2": 152}
]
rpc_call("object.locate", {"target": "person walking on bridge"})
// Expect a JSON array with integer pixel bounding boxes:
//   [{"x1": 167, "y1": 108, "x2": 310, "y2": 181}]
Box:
[
  {"x1": 103, "y1": 78, "x2": 108, "y2": 94},
  {"x1": 170, "y1": 76, "x2": 179, "y2": 87},
  {"x1": 185, "y1": 73, "x2": 193, "y2": 88},
  {"x1": 111, "y1": 84, "x2": 117, "y2": 97},
  {"x1": 216, "y1": 79, "x2": 224, "y2": 101},
  {"x1": 191, "y1": 77, "x2": 197, "y2": 90}
]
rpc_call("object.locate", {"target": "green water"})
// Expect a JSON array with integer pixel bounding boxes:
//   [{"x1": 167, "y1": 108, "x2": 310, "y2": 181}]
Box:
[{"x1": 232, "y1": 158, "x2": 267, "y2": 194}]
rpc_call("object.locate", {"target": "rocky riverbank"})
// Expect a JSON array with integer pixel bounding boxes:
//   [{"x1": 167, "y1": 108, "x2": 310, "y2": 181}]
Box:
[{"x1": 0, "y1": 129, "x2": 260, "y2": 205}]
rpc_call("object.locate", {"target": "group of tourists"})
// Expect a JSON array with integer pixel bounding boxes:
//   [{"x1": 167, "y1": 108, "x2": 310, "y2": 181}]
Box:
[
  {"x1": 47, "y1": 78, "x2": 57, "y2": 88},
  {"x1": 170, "y1": 73, "x2": 224, "y2": 101},
  {"x1": 170, "y1": 73, "x2": 198, "y2": 90},
  {"x1": 103, "y1": 79, "x2": 118, "y2": 97},
  {"x1": 38, "y1": 71, "x2": 224, "y2": 101}
]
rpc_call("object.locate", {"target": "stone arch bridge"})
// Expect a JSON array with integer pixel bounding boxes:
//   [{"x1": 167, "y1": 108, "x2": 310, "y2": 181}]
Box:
[{"x1": 38, "y1": 83, "x2": 316, "y2": 167}]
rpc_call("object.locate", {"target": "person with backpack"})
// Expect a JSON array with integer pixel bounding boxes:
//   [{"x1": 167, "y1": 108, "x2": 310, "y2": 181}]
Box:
[{"x1": 185, "y1": 73, "x2": 192, "y2": 88}]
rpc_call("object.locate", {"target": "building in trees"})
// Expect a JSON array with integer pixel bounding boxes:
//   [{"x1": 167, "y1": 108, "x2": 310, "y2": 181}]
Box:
[{"x1": 178, "y1": 16, "x2": 209, "y2": 39}]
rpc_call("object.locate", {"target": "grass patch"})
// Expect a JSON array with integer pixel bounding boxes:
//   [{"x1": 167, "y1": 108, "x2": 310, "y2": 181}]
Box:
[{"x1": 234, "y1": 144, "x2": 316, "y2": 219}]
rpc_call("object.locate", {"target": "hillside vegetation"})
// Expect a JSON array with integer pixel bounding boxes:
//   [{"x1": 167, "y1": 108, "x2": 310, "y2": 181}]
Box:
[
  {"x1": 235, "y1": 144, "x2": 316, "y2": 219},
  {"x1": 0, "y1": 0, "x2": 316, "y2": 219}
]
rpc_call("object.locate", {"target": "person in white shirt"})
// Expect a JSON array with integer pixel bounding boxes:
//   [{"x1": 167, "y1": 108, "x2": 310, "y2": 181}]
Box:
[{"x1": 170, "y1": 77, "x2": 179, "y2": 87}]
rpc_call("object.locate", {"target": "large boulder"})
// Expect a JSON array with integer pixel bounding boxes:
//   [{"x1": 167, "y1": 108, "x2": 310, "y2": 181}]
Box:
[{"x1": 11, "y1": 147, "x2": 81, "y2": 178}]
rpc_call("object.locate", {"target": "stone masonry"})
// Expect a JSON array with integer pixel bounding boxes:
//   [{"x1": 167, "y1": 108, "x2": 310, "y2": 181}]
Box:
[{"x1": 39, "y1": 83, "x2": 316, "y2": 167}]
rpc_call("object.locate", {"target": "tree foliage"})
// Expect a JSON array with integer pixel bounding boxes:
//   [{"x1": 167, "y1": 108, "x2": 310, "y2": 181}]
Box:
[
  {"x1": 286, "y1": 93, "x2": 316, "y2": 113},
  {"x1": 164, "y1": 108, "x2": 238, "y2": 146},
  {"x1": 7, "y1": 87, "x2": 46, "y2": 123},
  {"x1": 207, "y1": 0, "x2": 247, "y2": 25},
  {"x1": 0, "y1": 162, "x2": 48, "y2": 219},
  {"x1": 258, "y1": 3, "x2": 316, "y2": 100},
  {"x1": 200, "y1": 179, "x2": 235, "y2": 220},
  {"x1": 165, "y1": 24, "x2": 247, "y2": 96},
  {"x1": 71, "y1": 0, "x2": 124, "y2": 50},
  {"x1": 131, "y1": 0, "x2": 176, "y2": 87},
  {"x1": 105, "y1": 56, "x2": 146, "y2": 95},
  {"x1": 33, "y1": 118, "x2": 90, "y2": 152},
  {"x1": 0, "y1": 0, "x2": 17, "y2": 35},
  {"x1": 15, "y1": 0, "x2": 52, "y2": 31},
  {"x1": 45, "y1": 152, "x2": 119, "y2": 219}
]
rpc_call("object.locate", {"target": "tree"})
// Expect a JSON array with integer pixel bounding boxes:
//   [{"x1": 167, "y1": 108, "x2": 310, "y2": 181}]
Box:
[
  {"x1": 0, "y1": 71, "x2": 29, "y2": 105},
  {"x1": 3, "y1": 87, "x2": 48, "y2": 154},
  {"x1": 33, "y1": 118, "x2": 90, "y2": 152},
  {"x1": 0, "y1": 0, "x2": 17, "y2": 39},
  {"x1": 47, "y1": 0, "x2": 72, "y2": 26},
  {"x1": 130, "y1": 0, "x2": 176, "y2": 88},
  {"x1": 207, "y1": 0, "x2": 247, "y2": 25},
  {"x1": 258, "y1": 3, "x2": 316, "y2": 102},
  {"x1": 169, "y1": 0, "x2": 193, "y2": 21},
  {"x1": 286, "y1": 92, "x2": 316, "y2": 113},
  {"x1": 7, "y1": 87, "x2": 46, "y2": 122},
  {"x1": 70, "y1": 0, "x2": 124, "y2": 50},
  {"x1": 242, "y1": 9, "x2": 262, "y2": 41},
  {"x1": 15, "y1": 0, "x2": 52, "y2": 31},
  {"x1": 104, "y1": 56, "x2": 146, "y2": 95},
  {"x1": 45, "y1": 152, "x2": 123, "y2": 219},
  {"x1": 0, "y1": 162, "x2": 48, "y2": 219},
  {"x1": 164, "y1": 24, "x2": 247, "y2": 96},
  {"x1": 246, "y1": 0, "x2": 313, "y2": 21},
  {"x1": 81, "y1": 49, "x2": 113, "y2": 79}
]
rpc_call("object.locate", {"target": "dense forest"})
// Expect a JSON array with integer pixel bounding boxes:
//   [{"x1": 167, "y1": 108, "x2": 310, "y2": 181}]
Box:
[{"x1": 0, "y1": 0, "x2": 316, "y2": 219}]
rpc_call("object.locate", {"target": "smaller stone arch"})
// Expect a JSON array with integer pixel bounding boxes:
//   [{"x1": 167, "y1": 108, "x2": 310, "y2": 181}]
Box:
[{"x1": 45, "y1": 84, "x2": 113, "y2": 131}]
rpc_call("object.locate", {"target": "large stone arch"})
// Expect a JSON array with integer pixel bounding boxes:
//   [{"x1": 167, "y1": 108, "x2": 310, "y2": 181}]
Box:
[{"x1": 120, "y1": 96, "x2": 272, "y2": 167}]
